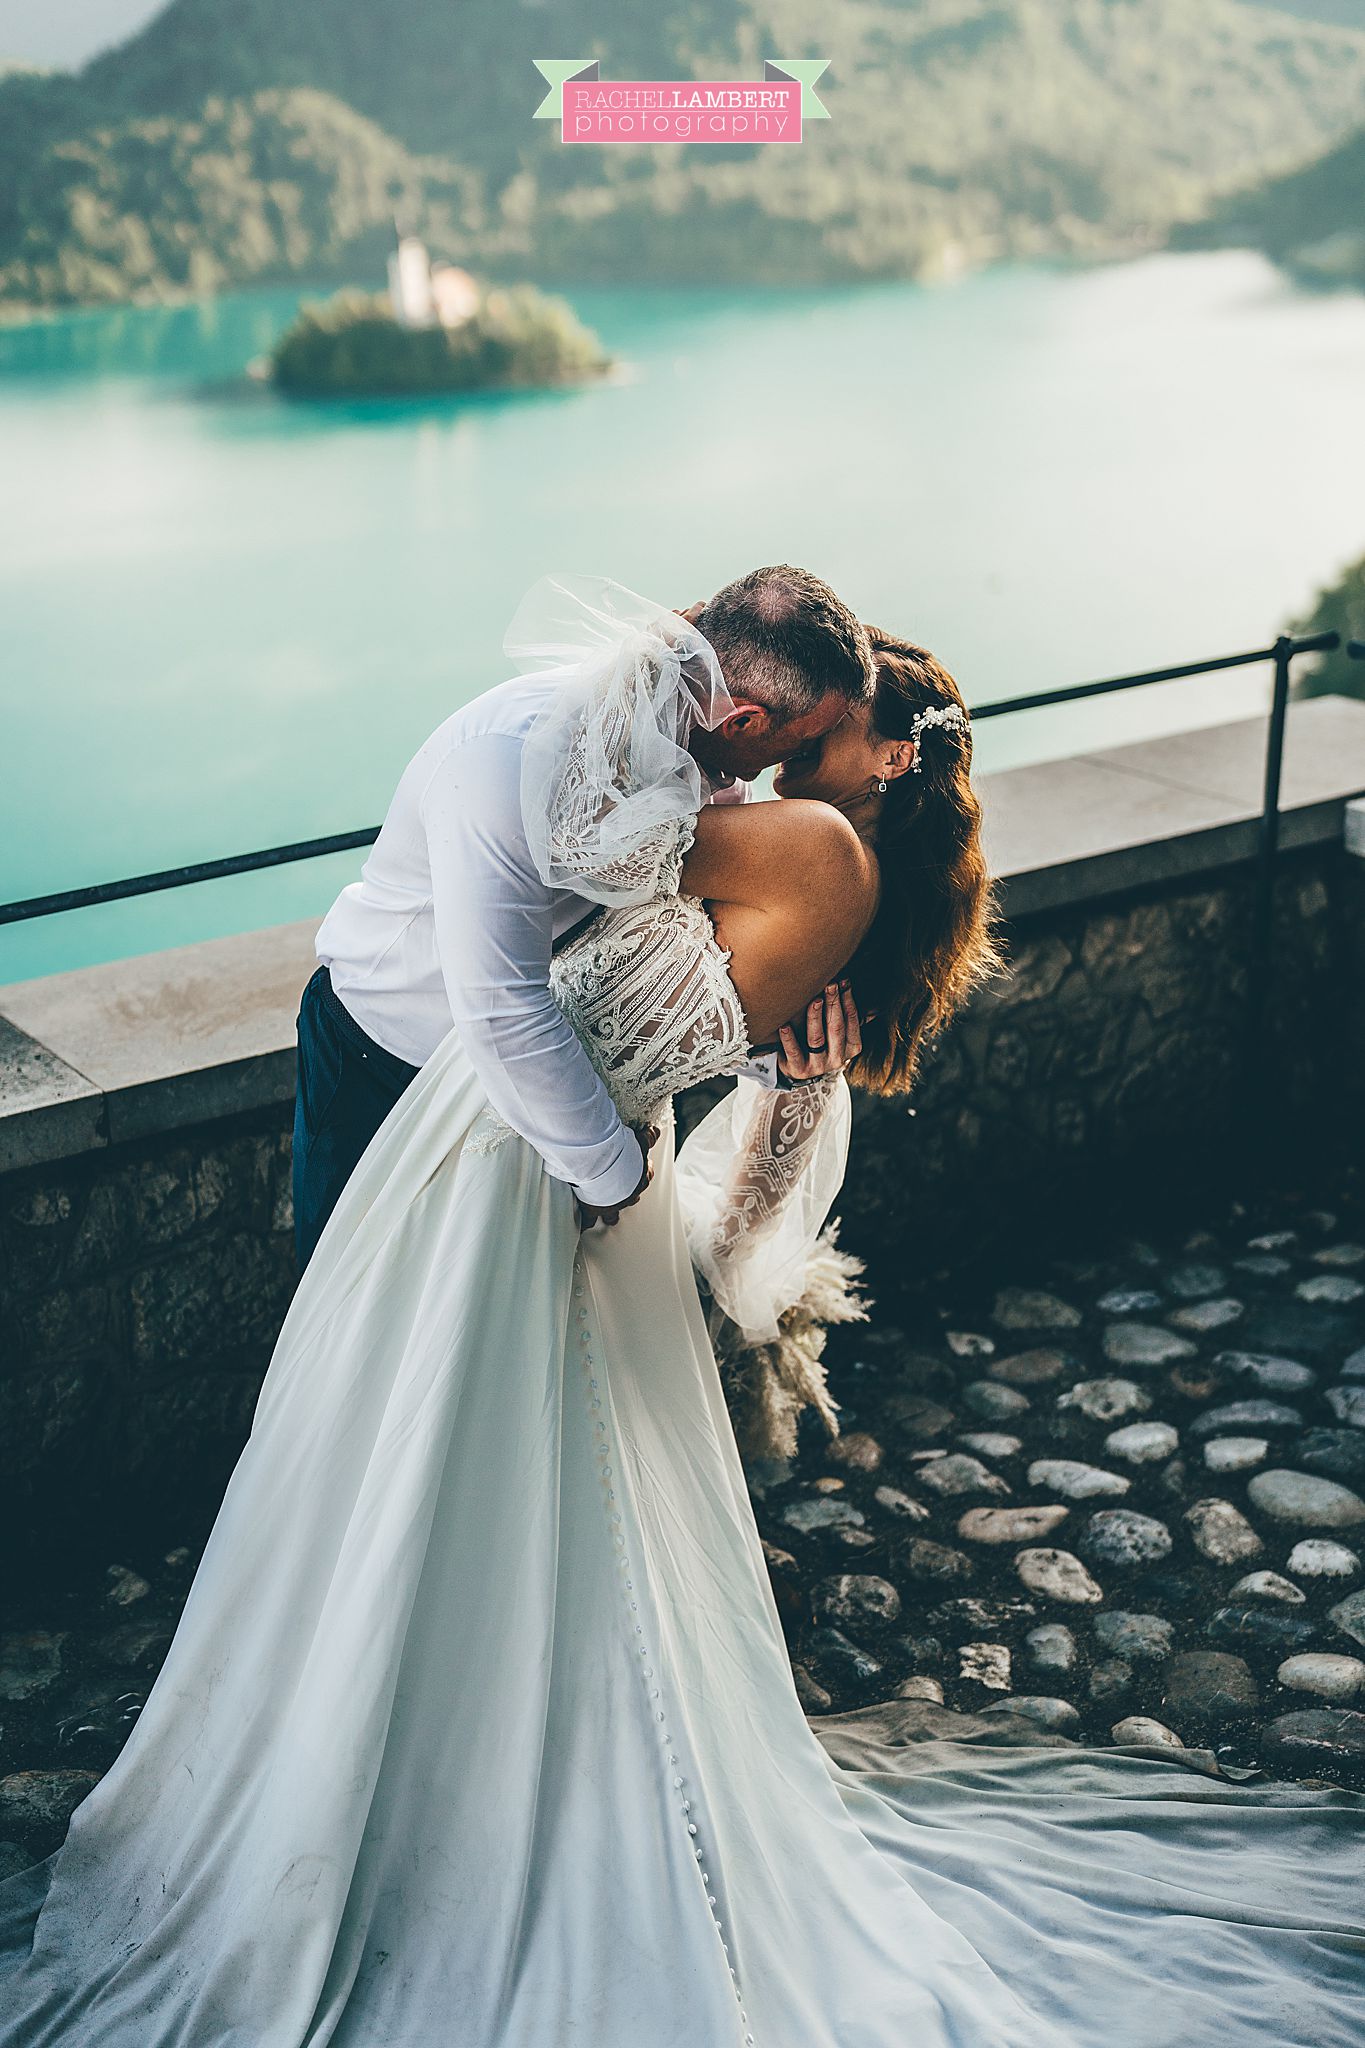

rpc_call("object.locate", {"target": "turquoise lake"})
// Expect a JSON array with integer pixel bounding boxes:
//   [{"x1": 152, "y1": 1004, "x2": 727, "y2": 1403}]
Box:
[{"x1": 3, "y1": 249, "x2": 1365, "y2": 984}]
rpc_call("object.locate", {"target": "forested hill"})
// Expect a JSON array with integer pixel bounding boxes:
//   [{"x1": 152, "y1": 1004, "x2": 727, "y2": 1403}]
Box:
[
  {"x1": 1179, "y1": 120, "x2": 1365, "y2": 287},
  {"x1": 5, "y1": 0, "x2": 1365, "y2": 312}
]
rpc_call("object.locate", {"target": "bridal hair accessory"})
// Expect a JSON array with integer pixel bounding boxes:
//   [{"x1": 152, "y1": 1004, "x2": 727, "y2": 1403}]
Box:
[
  {"x1": 907, "y1": 699, "x2": 971, "y2": 771},
  {"x1": 505, "y1": 573, "x2": 735, "y2": 906}
]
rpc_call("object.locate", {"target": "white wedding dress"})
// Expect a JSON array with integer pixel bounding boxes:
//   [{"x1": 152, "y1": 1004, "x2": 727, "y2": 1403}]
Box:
[{"x1": 2, "y1": 891, "x2": 1362, "y2": 2048}]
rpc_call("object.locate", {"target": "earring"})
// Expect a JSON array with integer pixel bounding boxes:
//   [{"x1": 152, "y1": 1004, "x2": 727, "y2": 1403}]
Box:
[{"x1": 876, "y1": 776, "x2": 888, "y2": 794}]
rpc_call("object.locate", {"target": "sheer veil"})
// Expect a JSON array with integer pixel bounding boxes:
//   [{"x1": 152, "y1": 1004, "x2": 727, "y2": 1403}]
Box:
[{"x1": 505, "y1": 572, "x2": 735, "y2": 906}]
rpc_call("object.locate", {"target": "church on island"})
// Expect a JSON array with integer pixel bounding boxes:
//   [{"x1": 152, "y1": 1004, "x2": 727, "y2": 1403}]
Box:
[{"x1": 386, "y1": 230, "x2": 480, "y2": 330}]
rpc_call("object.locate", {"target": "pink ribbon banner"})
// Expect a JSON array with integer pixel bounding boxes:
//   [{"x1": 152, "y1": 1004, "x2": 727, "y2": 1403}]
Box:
[{"x1": 533, "y1": 60, "x2": 830, "y2": 146}]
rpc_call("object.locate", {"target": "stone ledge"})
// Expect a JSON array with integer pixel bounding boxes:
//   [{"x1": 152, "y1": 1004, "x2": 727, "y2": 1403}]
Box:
[
  {"x1": 1346, "y1": 797, "x2": 1365, "y2": 860},
  {"x1": 2, "y1": 694, "x2": 1363, "y2": 1173}
]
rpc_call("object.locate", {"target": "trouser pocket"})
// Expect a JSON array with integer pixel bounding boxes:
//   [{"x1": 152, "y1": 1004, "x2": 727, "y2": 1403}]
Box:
[{"x1": 297, "y1": 974, "x2": 345, "y2": 1138}]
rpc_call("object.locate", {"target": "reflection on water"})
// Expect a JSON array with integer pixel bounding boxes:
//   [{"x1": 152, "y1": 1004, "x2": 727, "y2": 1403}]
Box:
[{"x1": 2, "y1": 252, "x2": 1364, "y2": 982}]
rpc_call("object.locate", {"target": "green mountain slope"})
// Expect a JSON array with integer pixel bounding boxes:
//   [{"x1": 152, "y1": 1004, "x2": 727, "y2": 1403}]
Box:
[
  {"x1": 5, "y1": 0, "x2": 1365, "y2": 311},
  {"x1": 1181, "y1": 120, "x2": 1365, "y2": 285}
]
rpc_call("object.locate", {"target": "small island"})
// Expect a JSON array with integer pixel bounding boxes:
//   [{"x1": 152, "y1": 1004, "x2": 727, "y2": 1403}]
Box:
[{"x1": 269, "y1": 236, "x2": 612, "y2": 397}]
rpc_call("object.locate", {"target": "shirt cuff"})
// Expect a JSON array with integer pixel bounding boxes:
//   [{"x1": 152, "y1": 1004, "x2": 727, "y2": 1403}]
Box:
[
  {"x1": 729, "y1": 1050, "x2": 781, "y2": 1090},
  {"x1": 569, "y1": 1126, "x2": 646, "y2": 1209}
]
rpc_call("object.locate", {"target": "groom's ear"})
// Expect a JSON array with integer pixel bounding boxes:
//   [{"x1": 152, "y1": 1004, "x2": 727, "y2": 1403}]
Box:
[{"x1": 718, "y1": 701, "x2": 775, "y2": 735}]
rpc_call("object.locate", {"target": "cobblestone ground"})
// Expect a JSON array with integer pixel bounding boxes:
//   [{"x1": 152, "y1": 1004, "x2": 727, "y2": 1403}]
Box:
[{"x1": 2, "y1": 1166, "x2": 1363, "y2": 1871}]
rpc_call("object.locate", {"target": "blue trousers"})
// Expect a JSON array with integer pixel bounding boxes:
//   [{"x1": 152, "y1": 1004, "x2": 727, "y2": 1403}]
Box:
[{"x1": 292, "y1": 964, "x2": 420, "y2": 1271}]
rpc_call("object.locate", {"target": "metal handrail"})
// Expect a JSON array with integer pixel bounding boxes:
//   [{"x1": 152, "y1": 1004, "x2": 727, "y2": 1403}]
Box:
[{"x1": 0, "y1": 632, "x2": 1341, "y2": 930}]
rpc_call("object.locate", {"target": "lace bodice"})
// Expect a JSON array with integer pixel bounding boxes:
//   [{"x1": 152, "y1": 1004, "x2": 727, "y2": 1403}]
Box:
[{"x1": 549, "y1": 894, "x2": 751, "y2": 1126}]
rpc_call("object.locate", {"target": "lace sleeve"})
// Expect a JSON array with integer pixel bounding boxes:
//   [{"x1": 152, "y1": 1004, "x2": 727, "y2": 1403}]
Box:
[
  {"x1": 507, "y1": 574, "x2": 733, "y2": 907},
  {"x1": 675, "y1": 1073, "x2": 852, "y2": 1345}
]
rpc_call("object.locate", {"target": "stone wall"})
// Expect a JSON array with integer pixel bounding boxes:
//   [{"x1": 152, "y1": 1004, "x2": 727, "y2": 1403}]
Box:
[
  {"x1": 1, "y1": 1111, "x2": 296, "y2": 1544},
  {"x1": 3, "y1": 836, "x2": 1362, "y2": 1550},
  {"x1": 836, "y1": 839, "x2": 1365, "y2": 1273}
]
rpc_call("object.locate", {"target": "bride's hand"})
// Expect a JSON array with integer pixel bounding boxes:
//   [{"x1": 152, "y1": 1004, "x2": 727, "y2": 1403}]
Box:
[{"x1": 778, "y1": 981, "x2": 862, "y2": 1081}]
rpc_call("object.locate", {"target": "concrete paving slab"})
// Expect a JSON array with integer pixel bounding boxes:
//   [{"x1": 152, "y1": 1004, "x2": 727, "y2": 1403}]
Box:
[
  {"x1": 0, "y1": 1016, "x2": 105, "y2": 1172},
  {"x1": 1082, "y1": 695, "x2": 1365, "y2": 813},
  {"x1": 0, "y1": 919, "x2": 319, "y2": 1150}
]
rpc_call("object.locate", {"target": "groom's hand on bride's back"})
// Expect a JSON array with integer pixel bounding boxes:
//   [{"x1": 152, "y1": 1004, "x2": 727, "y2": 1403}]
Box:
[{"x1": 576, "y1": 1123, "x2": 660, "y2": 1230}]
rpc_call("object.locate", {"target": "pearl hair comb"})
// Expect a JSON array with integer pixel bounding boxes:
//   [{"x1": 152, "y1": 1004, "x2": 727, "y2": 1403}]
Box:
[{"x1": 907, "y1": 700, "x2": 971, "y2": 771}]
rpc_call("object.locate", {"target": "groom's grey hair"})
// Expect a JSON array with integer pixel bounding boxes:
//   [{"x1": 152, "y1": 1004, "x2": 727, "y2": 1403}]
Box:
[{"x1": 696, "y1": 565, "x2": 875, "y2": 719}]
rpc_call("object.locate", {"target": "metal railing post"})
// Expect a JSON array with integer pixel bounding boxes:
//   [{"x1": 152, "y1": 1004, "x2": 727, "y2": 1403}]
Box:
[{"x1": 1245, "y1": 634, "x2": 1294, "y2": 1077}]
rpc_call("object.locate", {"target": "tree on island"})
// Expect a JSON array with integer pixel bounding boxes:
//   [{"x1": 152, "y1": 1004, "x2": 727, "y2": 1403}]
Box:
[
  {"x1": 269, "y1": 258, "x2": 611, "y2": 396},
  {"x1": 1292, "y1": 550, "x2": 1365, "y2": 707}
]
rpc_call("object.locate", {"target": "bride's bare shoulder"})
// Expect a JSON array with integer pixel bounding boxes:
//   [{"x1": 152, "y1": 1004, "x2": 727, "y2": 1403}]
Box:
[{"x1": 682, "y1": 797, "x2": 875, "y2": 911}]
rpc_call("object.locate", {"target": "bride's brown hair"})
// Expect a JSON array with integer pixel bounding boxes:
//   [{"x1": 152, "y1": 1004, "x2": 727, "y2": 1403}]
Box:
[{"x1": 846, "y1": 628, "x2": 1007, "y2": 1097}]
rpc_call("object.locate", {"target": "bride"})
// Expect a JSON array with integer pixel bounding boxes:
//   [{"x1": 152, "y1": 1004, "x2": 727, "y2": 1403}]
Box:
[{"x1": 1, "y1": 584, "x2": 1361, "y2": 2048}]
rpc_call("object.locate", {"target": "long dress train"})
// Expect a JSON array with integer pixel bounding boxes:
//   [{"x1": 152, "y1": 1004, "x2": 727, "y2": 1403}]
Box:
[{"x1": 0, "y1": 894, "x2": 1361, "y2": 2048}]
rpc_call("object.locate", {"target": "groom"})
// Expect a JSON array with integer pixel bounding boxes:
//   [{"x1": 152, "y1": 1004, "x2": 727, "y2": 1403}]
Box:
[{"x1": 293, "y1": 564, "x2": 874, "y2": 1268}]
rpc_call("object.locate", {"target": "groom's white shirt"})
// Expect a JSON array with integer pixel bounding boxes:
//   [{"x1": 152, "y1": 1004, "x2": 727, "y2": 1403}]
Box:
[{"x1": 315, "y1": 673, "x2": 751, "y2": 1209}]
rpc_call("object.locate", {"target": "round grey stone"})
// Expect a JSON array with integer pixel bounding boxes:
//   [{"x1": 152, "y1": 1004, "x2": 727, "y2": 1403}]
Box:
[
  {"x1": 827, "y1": 1431, "x2": 885, "y2": 1473},
  {"x1": 1102, "y1": 1324, "x2": 1196, "y2": 1369},
  {"x1": 915, "y1": 1454, "x2": 1011, "y2": 1499},
  {"x1": 959, "y1": 1642, "x2": 1011, "y2": 1690},
  {"x1": 1230, "y1": 1569, "x2": 1306, "y2": 1605},
  {"x1": 963, "y1": 1381, "x2": 1031, "y2": 1421},
  {"x1": 1202, "y1": 1436, "x2": 1268, "y2": 1474},
  {"x1": 812, "y1": 1575, "x2": 902, "y2": 1627},
  {"x1": 982, "y1": 1695, "x2": 1080, "y2": 1733},
  {"x1": 1190, "y1": 1401, "x2": 1303, "y2": 1439},
  {"x1": 957, "y1": 1431, "x2": 1024, "y2": 1459},
  {"x1": 810, "y1": 1627, "x2": 882, "y2": 1684},
  {"x1": 1296, "y1": 1275, "x2": 1364, "y2": 1305},
  {"x1": 1025, "y1": 1622, "x2": 1077, "y2": 1675},
  {"x1": 104, "y1": 1566, "x2": 151, "y2": 1608},
  {"x1": 1328, "y1": 1589, "x2": 1365, "y2": 1648},
  {"x1": 1287, "y1": 1539, "x2": 1360, "y2": 1579},
  {"x1": 946, "y1": 1330, "x2": 995, "y2": 1358},
  {"x1": 1276, "y1": 1654, "x2": 1365, "y2": 1702},
  {"x1": 896, "y1": 1540, "x2": 974, "y2": 1589},
  {"x1": 792, "y1": 1663, "x2": 832, "y2": 1713},
  {"x1": 991, "y1": 1288, "x2": 1082, "y2": 1331},
  {"x1": 91, "y1": 1623, "x2": 175, "y2": 1671},
  {"x1": 895, "y1": 1675, "x2": 945, "y2": 1704},
  {"x1": 1079, "y1": 1509, "x2": 1173, "y2": 1570},
  {"x1": 1166, "y1": 1263, "x2": 1227, "y2": 1299},
  {"x1": 988, "y1": 1348, "x2": 1071, "y2": 1387},
  {"x1": 0, "y1": 1770, "x2": 101, "y2": 1834},
  {"x1": 872, "y1": 1486, "x2": 929, "y2": 1522},
  {"x1": 1183, "y1": 1498, "x2": 1263, "y2": 1564},
  {"x1": 783, "y1": 1497, "x2": 866, "y2": 1535},
  {"x1": 1110, "y1": 1715, "x2": 1184, "y2": 1750},
  {"x1": 1014, "y1": 1548, "x2": 1104, "y2": 1606},
  {"x1": 1027, "y1": 1459, "x2": 1130, "y2": 1500},
  {"x1": 1057, "y1": 1379, "x2": 1151, "y2": 1423},
  {"x1": 1162, "y1": 1651, "x2": 1258, "y2": 1731},
  {"x1": 1213, "y1": 1351, "x2": 1316, "y2": 1395},
  {"x1": 1246, "y1": 1470, "x2": 1365, "y2": 1529},
  {"x1": 1326, "y1": 1385, "x2": 1365, "y2": 1428},
  {"x1": 1105, "y1": 1421, "x2": 1180, "y2": 1465},
  {"x1": 957, "y1": 1505, "x2": 1069, "y2": 1545},
  {"x1": 1093, "y1": 1610, "x2": 1174, "y2": 1662},
  {"x1": 1262, "y1": 1709, "x2": 1365, "y2": 1773},
  {"x1": 1170, "y1": 1298, "x2": 1244, "y2": 1334},
  {"x1": 0, "y1": 1632, "x2": 66, "y2": 1704},
  {"x1": 1096, "y1": 1289, "x2": 1162, "y2": 1315},
  {"x1": 1296, "y1": 1430, "x2": 1365, "y2": 1486},
  {"x1": 1208, "y1": 1604, "x2": 1319, "y2": 1653},
  {"x1": 1089, "y1": 1657, "x2": 1132, "y2": 1703}
]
